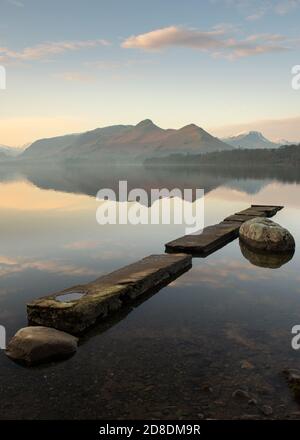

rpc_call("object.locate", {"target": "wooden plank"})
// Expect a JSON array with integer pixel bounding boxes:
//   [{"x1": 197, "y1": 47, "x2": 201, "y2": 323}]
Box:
[
  {"x1": 165, "y1": 205, "x2": 283, "y2": 256},
  {"x1": 27, "y1": 254, "x2": 192, "y2": 334}
]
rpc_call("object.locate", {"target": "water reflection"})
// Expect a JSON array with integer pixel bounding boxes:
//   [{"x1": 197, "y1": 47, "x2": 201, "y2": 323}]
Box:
[
  {"x1": 3, "y1": 162, "x2": 300, "y2": 204},
  {"x1": 56, "y1": 292, "x2": 85, "y2": 302},
  {"x1": 0, "y1": 164, "x2": 300, "y2": 419},
  {"x1": 239, "y1": 240, "x2": 295, "y2": 269},
  {"x1": 0, "y1": 163, "x2": 227, "y2": 204}
]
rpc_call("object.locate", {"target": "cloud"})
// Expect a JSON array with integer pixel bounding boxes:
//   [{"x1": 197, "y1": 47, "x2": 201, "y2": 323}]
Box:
[
  {"x1": 122, "y1": 25, "x2": 290, "y2": 59},
  {"x1": 245, "y1": 33, "x2": 285, "y2": 42},
  {"x1": 172, "y1": 257, "x2": 274, "y2": 289},
  {"x1": 64, "y1": 240, "x2": 100, "y2": 250},
  {"x1": 220, "y1": 33, "x2": 289, "y2": 59},
  {"x1": 0, "y1": 38, "x2": 110, "y2": 63},
  {"x1": 0, "y1": 255, "x2": 98, "y2": 278},
  {"x1": 122, "y1": 26, "x2": 226, "y2": 51}
]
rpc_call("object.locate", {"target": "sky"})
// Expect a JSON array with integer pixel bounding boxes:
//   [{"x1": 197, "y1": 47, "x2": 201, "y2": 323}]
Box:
[{"x1": 0, "y1": 0, "x2": 300, "y2": 146}]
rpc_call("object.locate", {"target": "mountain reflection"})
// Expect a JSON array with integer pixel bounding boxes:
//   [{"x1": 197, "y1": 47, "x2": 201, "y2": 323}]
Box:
[{"x1": 1, "y1": 162, "x2": 300, "y2": 205}]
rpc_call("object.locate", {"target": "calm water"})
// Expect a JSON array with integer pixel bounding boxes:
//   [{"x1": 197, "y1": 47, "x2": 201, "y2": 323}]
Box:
[{"x1": 1, "y1": 163, "x2": 300, "y2": 419}]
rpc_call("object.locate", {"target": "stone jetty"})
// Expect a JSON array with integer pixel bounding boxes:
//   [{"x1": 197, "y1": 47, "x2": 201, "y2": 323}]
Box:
[
  {"x1": 11, "y1": 204, "x2": 284, "y2": 366},
  {"x1": 27, "y1": 254, "x2": 192, "y2": 334},
  {"x1": 165, "y1": 205, "x2": 283, "y2": 256}
]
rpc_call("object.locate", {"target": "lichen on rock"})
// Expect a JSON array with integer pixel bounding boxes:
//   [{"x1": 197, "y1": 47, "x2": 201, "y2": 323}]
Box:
[{"x1": 239, "y1": 217, "x2": 295, "y2": 253}]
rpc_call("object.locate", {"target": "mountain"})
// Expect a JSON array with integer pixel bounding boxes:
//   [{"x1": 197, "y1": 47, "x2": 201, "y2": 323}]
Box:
[
  {"x1": 21, "y1": 134, "x2": 80, "y2": 159},
  {"x1": 222, "y1": 131, "x2": 279, "y2": 149},
  {"x1": 277, "y1": 139, "x2": 299, "y2": 146},
  {"x1": 21, "y1": 120, "x2": 233, "y2": 163},
  {"x1": 0, "y1": 151, "x2": 8, "y2": 161},
  {"x1": 0, "y1": 144, "x2": 24, "y2": 157},
  {"x1": 154, "y1": 123, "x2": 231, "y2": 154}
]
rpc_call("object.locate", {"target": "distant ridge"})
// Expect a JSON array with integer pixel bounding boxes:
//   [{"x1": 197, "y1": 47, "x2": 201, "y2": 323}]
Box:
[
  {"x1": 145, "y1": 143, "x2": 300, "y2": 168},
  {"x1": 20, "y1": 120, "x2": 233, "y2": 163},
  {"x1": 222, "y1": 131, "x2": 279, "y2": 149},
  {"x1": 0, "y1": 144, "x2": 24, "y2": 158}
]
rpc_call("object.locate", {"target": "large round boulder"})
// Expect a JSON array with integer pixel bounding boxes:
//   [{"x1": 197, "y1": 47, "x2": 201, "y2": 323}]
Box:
[
  {"x1": 239, "y1": 217, "x2": 295, "y2": 253},
  {"x1": 5, "y1": 326, "x2": 78, "y2": 366}
]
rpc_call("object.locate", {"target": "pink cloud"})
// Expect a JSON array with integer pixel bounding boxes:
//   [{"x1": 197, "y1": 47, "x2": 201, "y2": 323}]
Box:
[
  {"x1": 0, "y1": 39, "x2": 110, "y2": 63},
  {"x1": 121, "y1": 25, "x2": 290, "y2": 59},
  {"x1": 122, "y1": 26, "x2": 225, "y2": 51}
]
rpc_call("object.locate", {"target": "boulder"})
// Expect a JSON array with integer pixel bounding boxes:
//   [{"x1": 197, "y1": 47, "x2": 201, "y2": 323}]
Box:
[
  {"x1": 239, "y1": 217, "x2": 295, "y2": 253},
  {"x1": 5, "y1": 326, "x2": 78, "y2": 366}
]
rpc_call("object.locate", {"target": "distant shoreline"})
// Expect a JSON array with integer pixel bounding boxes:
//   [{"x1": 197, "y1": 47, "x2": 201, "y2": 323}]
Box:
[{"x1": 145, "y1": 144, "x2": 300, "y2": 168}]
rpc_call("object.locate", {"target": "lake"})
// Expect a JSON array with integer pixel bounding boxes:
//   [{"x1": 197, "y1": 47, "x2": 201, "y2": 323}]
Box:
[{"x1": 0, "y1": 163, "x2": 300, "y2": 419}]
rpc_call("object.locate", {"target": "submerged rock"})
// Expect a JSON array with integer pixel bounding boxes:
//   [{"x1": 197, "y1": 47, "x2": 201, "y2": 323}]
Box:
[
  {"x1": 239, "y1": 240, "x2": 294, "y2": 268},
  {"x1": 261, "y1": 405, "x2": 273, "y2": 416},
  {"x1": 240, "y1": 359, "x2": 255, "y2": 370},
  {"x1": 283, "y1": 369, "x2": 300, "y2": 401},
  {"x1": 5, "y1": 326, "x2": 78, "y2": 366},
  {"x1": 239, "y1": 217, "x2": 295, "y2": 253},
  {"x1": 232, "y1": 389, "x2": 250, "y2": 399}
]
